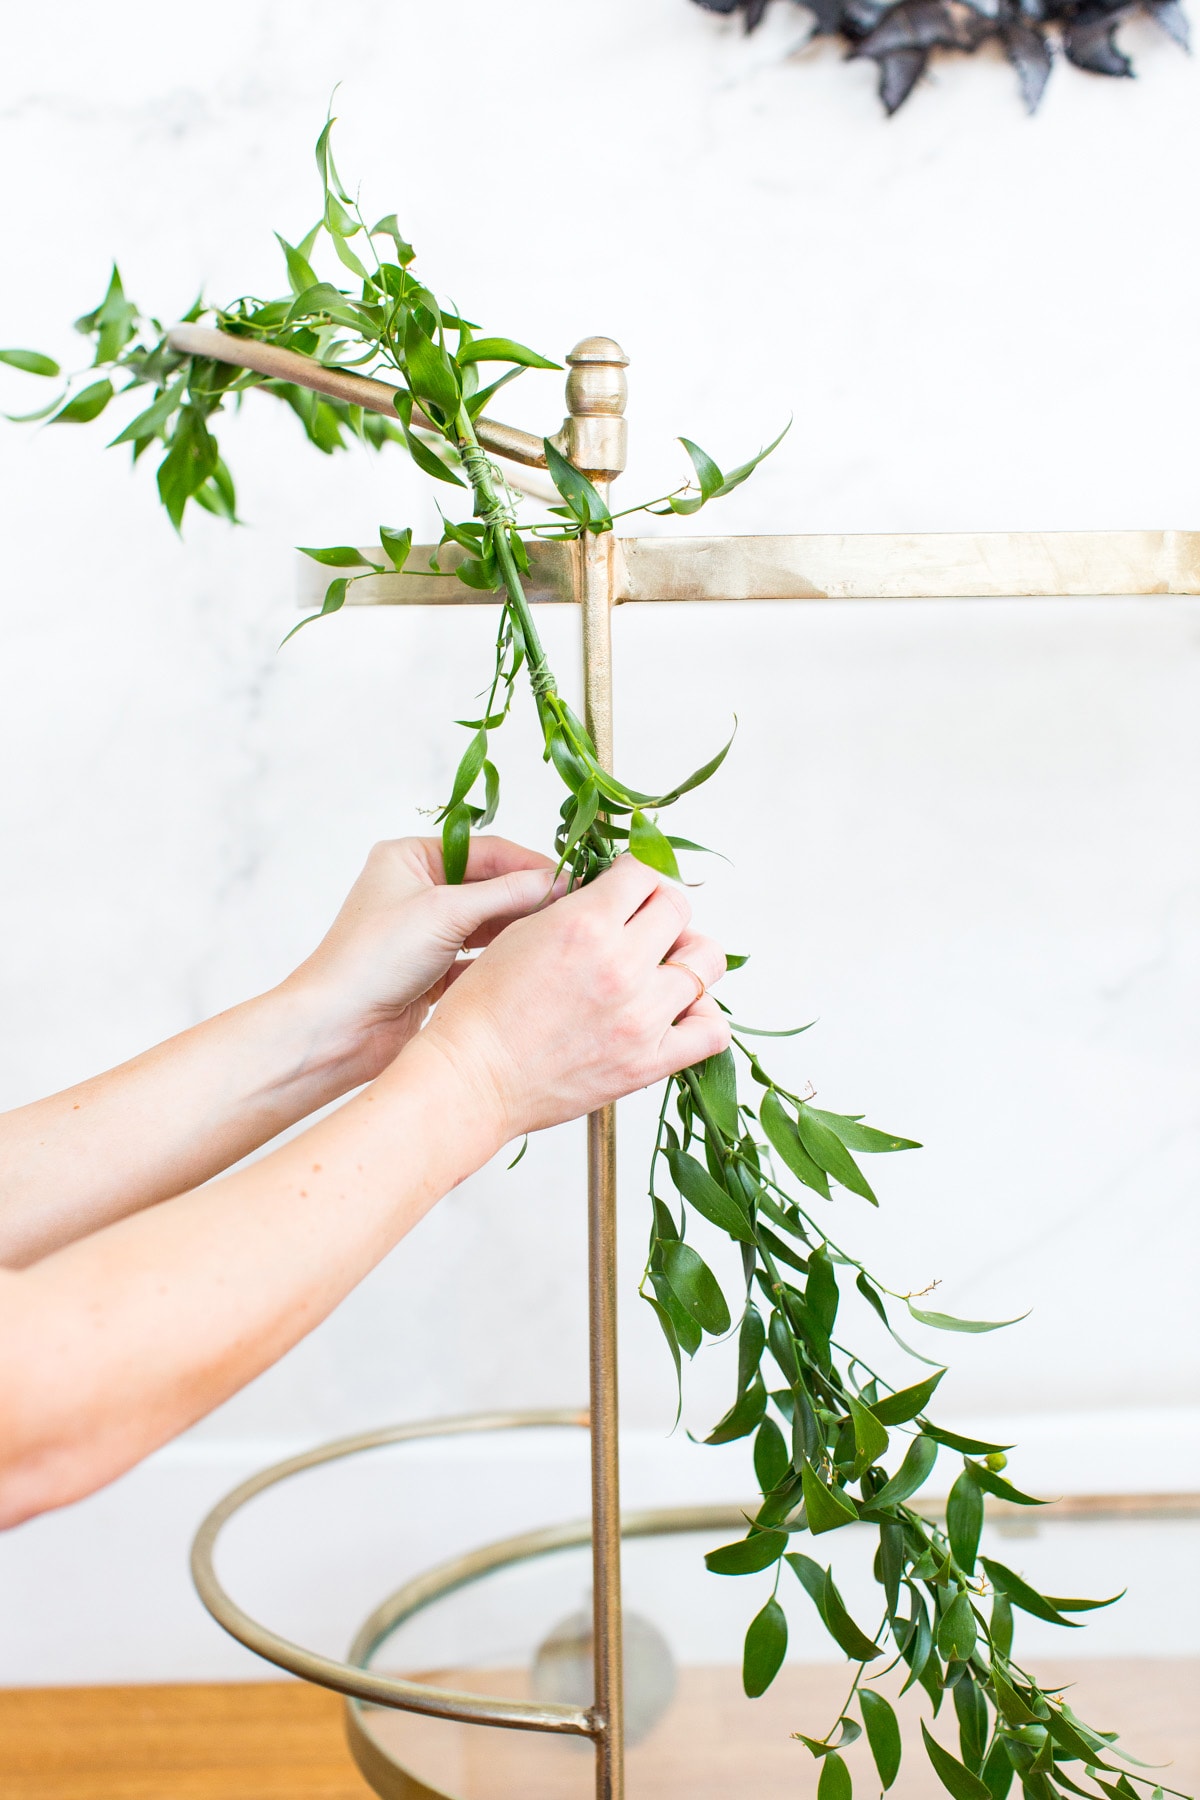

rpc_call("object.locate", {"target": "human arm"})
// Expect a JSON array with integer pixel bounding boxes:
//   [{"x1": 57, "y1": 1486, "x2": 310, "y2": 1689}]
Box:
[
  {"x1": 0, "y1": 837, "x2": 563, "y2": 1268},
  {"x1": 0, "y1": 855, "x2": 726, "y2": 1527}
]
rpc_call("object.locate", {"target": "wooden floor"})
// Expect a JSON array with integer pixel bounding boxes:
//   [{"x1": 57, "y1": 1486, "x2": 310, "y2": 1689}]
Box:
[
  {"x1": 0, "y1": 1684, "x2": 369, "y2": 1800},
  {"x1": 1, "y1": 1663, "x2": 1196, "y2": 1799}
]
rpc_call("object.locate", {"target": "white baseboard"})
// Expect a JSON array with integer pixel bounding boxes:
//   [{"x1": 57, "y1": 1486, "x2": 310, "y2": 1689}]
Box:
[{"x1": 1, "y1": 1407, "x2": 1196, "y2": 1685}]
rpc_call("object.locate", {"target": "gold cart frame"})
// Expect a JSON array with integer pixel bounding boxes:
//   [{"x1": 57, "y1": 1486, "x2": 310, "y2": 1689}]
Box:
[{"x1": 174, "y1": 321, "x2": 1200, "y2": 1800}]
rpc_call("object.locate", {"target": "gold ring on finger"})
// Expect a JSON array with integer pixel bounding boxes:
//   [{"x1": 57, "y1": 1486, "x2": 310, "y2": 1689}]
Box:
[{"x1": 663, "y1": 960, "x2": 706, "y2": 1006}]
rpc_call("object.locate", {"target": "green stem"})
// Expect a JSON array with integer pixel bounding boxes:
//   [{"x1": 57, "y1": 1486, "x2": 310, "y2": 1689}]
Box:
[{"x1": 454, "y1": 404, "x2": 553, "y2": 690}]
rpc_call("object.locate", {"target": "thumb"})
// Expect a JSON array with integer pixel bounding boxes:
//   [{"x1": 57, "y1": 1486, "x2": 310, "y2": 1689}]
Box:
[{"x1": 432, "y1": 865, "x2": 563, "y2": 944}]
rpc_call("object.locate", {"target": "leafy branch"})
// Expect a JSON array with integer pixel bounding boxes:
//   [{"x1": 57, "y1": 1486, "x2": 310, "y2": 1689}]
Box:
[{"x1": 2, "y1": 110, "x2": 1184, "y2": 1800}]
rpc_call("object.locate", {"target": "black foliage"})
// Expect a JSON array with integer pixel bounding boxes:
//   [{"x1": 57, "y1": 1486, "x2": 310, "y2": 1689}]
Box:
[{"x1": 691, "y1": 0, "x2": 1189, "y2": 110}]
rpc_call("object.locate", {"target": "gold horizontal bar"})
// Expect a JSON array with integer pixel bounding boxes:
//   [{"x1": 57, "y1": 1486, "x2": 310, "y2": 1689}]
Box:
[
  {"x1": 308, "y1": 530, "x2": 1200, "y2": 609},
  {"x1": 166, "y1": 324, "x2": 548, "y2": 469},
  {"x1": 620, "y1": 530, "x2": 1200, "y2": 601},
  {"x1": 323, "y1": 540, "x2": 578, "y2": 607}
]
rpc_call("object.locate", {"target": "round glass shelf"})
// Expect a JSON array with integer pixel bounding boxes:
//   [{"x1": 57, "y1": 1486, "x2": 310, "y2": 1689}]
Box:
[
  {"x1": 347, "y1": 1520, "x2": 869, "y2": 1800},
  {"x1": 193, "y1": 1414, "x2": 1200, "y2": 1800}
]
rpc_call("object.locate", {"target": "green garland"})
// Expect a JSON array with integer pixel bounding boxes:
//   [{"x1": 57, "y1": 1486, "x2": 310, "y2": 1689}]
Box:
[{"x1": 2, "y1": 112, "x2": 1185, "y2": 1800}]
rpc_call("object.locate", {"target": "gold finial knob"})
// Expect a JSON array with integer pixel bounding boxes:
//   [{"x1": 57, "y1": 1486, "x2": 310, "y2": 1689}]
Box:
[{"x1": 552, "y1": 336, "x2": 629, "y2": 483}]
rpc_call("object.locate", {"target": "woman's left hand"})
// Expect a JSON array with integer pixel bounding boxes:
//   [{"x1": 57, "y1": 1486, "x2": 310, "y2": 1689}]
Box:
[{"x1": 285, "y1": 835, "x2": 564, "y2": 1082}]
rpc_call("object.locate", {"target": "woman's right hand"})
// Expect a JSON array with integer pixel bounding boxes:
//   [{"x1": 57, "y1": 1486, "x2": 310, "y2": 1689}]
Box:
[{"x1": 411, "y1": 855, "x2": 729, "y2": 1143}]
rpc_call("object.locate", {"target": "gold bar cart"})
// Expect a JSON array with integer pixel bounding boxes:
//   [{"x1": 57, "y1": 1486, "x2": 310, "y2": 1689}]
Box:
[{"x1": 175, "y1": 322, "x2": 1200, "y2": 1800}]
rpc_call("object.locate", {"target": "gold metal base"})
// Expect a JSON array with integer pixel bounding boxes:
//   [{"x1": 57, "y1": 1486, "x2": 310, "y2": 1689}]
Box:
[{"x1": 187, "y1": 1408, "x2": 743, "y2": 1800}]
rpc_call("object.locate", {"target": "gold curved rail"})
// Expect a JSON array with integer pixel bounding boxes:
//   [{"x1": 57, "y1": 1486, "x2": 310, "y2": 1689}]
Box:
[{"x1": 190, "y1": 1410, "x2": 597, "y2": 1735}]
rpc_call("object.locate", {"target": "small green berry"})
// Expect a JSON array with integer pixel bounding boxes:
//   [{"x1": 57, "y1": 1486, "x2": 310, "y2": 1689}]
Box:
[{"x1": 985, "y1": 1451, "x2": 1008, "y2": 1472}]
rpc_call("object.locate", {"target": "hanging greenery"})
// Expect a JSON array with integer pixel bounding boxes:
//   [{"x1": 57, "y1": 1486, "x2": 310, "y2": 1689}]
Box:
[
  {"x1": 691, "y1": 0, "x2": 1189, "y2": 113},
  {"x1": 3, "y1": 114, "x2": 1187, "y2": 1800}
]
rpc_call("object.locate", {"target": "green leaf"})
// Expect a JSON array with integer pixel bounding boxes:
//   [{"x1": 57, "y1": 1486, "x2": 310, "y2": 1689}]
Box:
[
  {"x1": 806, "y1": 1107, "x2": 921, "y2": 1154},
  {"x1": 280, "y1": 574, "x2": 351, "y2": 647},
  {"x1": 819, "y1": 1567, "x2": 884, "y2": 1661},
  {"x1": 643, "y1": 1293, "x2": 683, "y2": 1412},
  {"x1": 649, "y1": 1269, "x2": 702, "y2": 1358},
  {"x1": 818, "y1": 1752, "x2": 852, "y2": 1800},
  {"x1": 665, "y1": 435, "x2": 725, "y2": 512},
  {"x1": 921, "y1": 1723, "x2": 992, "y2": 1800},
  {"x1": 193, "y1": 457, "x2": 238, "y2": 523},
  {"x1": 285, "y1": 281, "x2": 359, "y2": 326},
  {"x1": 441, "y1": 801, "x2": 471, "y2": 886},
  {"x1": 543, "y1": 437, "x2": 613, "y2": 531},
  {"x1": 665, "y1": 1149, "x2": 754, "y2": 1244},
  {"x1": 795, "y1": 1104, "x2": 877, "y2": 1204},
  {"x1": 458, "y1": 335, "x2": 560, "y2": 370},
  {"x1": 76, "y1": 264, "x2": 138, "y2": 365},
  {"x1": 403, "y1": 425, "x2": 466, "y2": 486},
  {"x1": 990, "y1": 1591, "x2": 1014, "y2": 1660},
  {"x1": 49, "y1": 378, "x2": 113, "y2": 424},
  {"x1": 870, "y1": 1369, "x2": 945, "y2": 1426},
  {"x1": 847, "y1": 1393, "x2": 889, "y2": 1474},
  {"x1": 798, "y1": 1719, "x2": 863, "y2": 1761},
  {"x1": 680, "y1": 435, "x2": 724, "y2": 499},
  {"x1": 965, "y1": 1462, "x2": 1045, "y2": 1507},
  {"x1": 743, "y1": 1596, "x2": 788, "y2": 1697},
  {"x1": 695, "y1": 1047, "x2": 738, "y2": 1138},
  {"x1": 868, "y1": 1434, "x2": 937, "y2": 1509},
  {"x1": 380, "y1": 525, "x2": 413, "y2": 572},
  {"x1": 298, "y1": 544, "x2": 379, "y2": 567},
  {"x1": 370, "y1": 214, "x2": 416, "y2": 264},
  {"x1": 704, "y1": 1528, "x2": 787, "y2": 1575},
  {"x1": 275, "y1": 231, "x2": 319, "y2": 297},
  {"x1": 954, "y1": 1678, "x2": 989, "y2": 1774},
  {"x1": 856, "y1": 1271, "x2": 890, "y2": 1326},
  {"x1": 805, "y1": 1244, "x2": 839, "y2": 1340},
  {"x1": 628, "y1": 808, "x2": 682, "y2": 881},
  {"x1": 1043, "y1": 1589, "x2": 1125, "y2": 1613},
  {"x1": 800, "y1": 1462, "x2": 859, "y2": 1534},
  {"x1": 981, "y1": 1738, "x2": 1015, "y2": 1800},
  {"x1": 108, "y1": 382, "x2": 184, "y2": 447},
  {"x1": 662, "y1": 1239, "x2": 730, "y2": 1336},
  {"x1": 156, "y1": 406, "x2": 218, "y2": 529},
  {"x1": 906, "y1": 1301, "x2": 1028, "y2": 1334},
  {"x1": 712, "y1": 419, "x2": 791, "y2": 497},
  {"x1": 761, "y1": 1090, "x2": 831, "y2": 1200},
  {"x1": 937, "y1": 1590, "x2": 978, "y2": 1662},
  {"x1": 921, "y1": 1423, "x2": 1015, "y2": 1457},
  {"x1": 404, "y1": 313, "x2": 461, "y2": 419},
  {"x1": 655, "y1": 725, "x2": 737, "y2": 806},
  {"x1": 329, "y1": 225, "x2": 370, "y2": 280},
  {"x1": 728, "y1": 1018, "x2": 811, "y2": 1037},
  {"x1": 981, "y1": 1558, "x2": 1082, "y2": 1628},
  {"x1": 754, "y1": 1416, "x2": 790, "y2": 1493},
  {"x1": 946, "y1": 1470, "x2": 985, "y2": 1574},
  {"x1": 477, "y1": 759, "x2": 500, "y2": 828},
  {"x1": 860, "y1": 1690, "x2": 901, "y2": 1790},
  {"x1": 447, "y1": 729, "x2": 488, "y2": 809},
  {"x1": 990, "y1": 1666, "x2": 1041, "y2": 1729},
  {"x1": 0, "y1": 348, "x2": 60, "y2": 377},
  {"x1": 314, "y1": 115, "x2": 351, "y2": 201},
  {"x1": 738, "y1": 1303, "x2": 766, "y2": 1390},
  {"x1": 3, "y1": 389, "x2": 70, "y2": 423},
  {"x1": 705, "y1": 1370, "x2": 768, "y2": 1445},
  {"x1": 455, "y1": 555, "x2": 501, "y2": 591}
]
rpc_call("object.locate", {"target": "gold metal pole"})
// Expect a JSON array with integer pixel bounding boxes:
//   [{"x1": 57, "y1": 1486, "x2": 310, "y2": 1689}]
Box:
[
  {"x1": 564, "y1": 336, "x2": 630, "y2": 1800},
  {"x1": 165, "y1": 323, "x2": 550, "y2": 471}
]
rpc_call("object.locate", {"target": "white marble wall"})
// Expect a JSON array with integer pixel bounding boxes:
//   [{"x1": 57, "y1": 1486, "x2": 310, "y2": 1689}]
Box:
[{"x1": 1, "y1": 0, "x2": 1197, "y2": 1681}]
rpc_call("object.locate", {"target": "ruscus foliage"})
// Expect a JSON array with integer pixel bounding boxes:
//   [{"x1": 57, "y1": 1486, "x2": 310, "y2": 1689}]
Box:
[{"x1": 3, "y1": 110, "x2": 1186, "y2": 1800}]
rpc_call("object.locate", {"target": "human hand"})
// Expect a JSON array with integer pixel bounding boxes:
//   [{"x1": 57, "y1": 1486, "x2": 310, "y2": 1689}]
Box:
[
  {"x1": 285, "y1": 836, "x2": 564, "y2": 1082},
  {"x1": 413, "y1": 855, "x2": 729, "y2": 1144}
]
